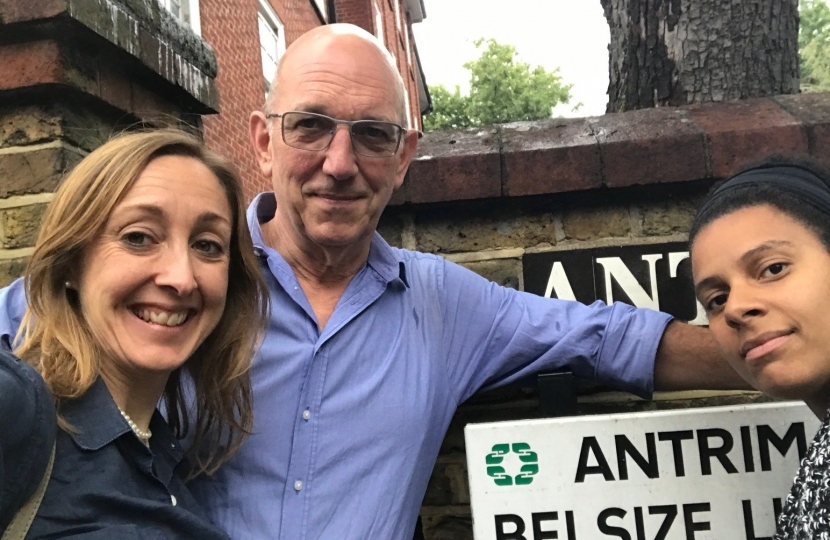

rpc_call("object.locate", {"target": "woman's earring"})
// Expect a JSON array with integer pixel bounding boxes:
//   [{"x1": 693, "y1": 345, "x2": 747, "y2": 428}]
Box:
[{"x1": 64, "y1": 281, "x2": 73, "y2": 290}]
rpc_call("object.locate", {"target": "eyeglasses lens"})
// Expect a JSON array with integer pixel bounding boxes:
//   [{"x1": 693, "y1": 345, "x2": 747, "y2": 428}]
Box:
[
  {"x1": 282, "y1": 112, "x2": 333, "y2": 151},
  {"x1": 281, "y1": 112, "x2": 401, "y2": 157},
  {"x1": 351, "y1": 121, "x2": 399, "y2": 156}
]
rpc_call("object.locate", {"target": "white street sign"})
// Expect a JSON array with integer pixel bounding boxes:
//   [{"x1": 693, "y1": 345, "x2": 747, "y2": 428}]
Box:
[{"x1": 465, "y1": 402, "x2": 820, "y2": 540}]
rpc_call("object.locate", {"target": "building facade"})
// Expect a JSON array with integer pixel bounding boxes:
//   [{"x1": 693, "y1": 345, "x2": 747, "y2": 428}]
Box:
[{"x1": 164, "y1": 0, "x2": 429, "y2": 199}]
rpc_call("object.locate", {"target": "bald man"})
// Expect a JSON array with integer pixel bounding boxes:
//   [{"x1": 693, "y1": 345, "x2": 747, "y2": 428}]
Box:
[
  {"x1": 0, "y1": 23, "x2": 743, "y2": 540},
  {"x1": 184, "y1": 24, "x2": 749, "y2": 539}
]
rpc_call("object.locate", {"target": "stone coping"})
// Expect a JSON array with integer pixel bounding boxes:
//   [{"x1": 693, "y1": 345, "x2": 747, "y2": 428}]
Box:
[
  {"x1": 0, "y1": 0, "x2": 218, "y2": 111},
  {"x1": 397, "y1": 93, "x2": 830, "y2": 206}
]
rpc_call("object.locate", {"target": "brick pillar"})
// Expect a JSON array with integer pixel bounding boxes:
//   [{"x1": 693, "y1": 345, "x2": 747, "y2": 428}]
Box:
[
  {"x1": 0, "y1": 0, "x2": 219, "y2": 286},
  {"x1": 335, "y1": 0, "x2": 374, "y2": 34}
]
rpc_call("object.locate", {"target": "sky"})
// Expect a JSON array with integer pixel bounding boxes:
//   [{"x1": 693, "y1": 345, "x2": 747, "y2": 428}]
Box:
[{"x1": 412, "y1": 0, "x2": 611, "y2": 118}]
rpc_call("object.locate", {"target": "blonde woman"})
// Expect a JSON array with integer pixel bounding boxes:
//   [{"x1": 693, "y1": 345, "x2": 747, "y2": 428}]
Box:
[{"x1": 0, "y1": 129, "x2": 267, "y2": 539}]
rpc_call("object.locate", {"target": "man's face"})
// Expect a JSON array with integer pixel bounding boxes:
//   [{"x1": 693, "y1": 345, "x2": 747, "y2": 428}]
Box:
[{"x1": 259, "y1": 36, "x2": 416, "y2": 251}]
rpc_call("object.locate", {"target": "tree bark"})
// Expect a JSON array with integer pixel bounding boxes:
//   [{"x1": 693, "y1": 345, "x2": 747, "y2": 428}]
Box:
[{"x1": 602, "y1": 0, "x2": 800, "y2": 112}]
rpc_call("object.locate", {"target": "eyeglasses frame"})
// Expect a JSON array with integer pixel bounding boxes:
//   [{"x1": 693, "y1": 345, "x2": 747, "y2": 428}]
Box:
[{"x1": 264, "y1": 111, "x2": 410, "y2": 158}]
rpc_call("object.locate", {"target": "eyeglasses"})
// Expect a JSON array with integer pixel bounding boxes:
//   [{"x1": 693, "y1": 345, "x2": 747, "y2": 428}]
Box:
[{"x1": 265, "y1": 111, "x2": 405, "y2": 158}]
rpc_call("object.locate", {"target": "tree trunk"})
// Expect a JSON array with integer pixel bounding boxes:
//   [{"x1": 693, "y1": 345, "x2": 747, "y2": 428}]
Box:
[{"x1": 602, "y1": 0, "x2": 800, "y2": 112}]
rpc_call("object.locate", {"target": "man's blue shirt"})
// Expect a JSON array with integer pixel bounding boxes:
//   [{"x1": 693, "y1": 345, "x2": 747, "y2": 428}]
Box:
[{"x1": 0, "y1": 192, "x2": 672, "y2": 540}]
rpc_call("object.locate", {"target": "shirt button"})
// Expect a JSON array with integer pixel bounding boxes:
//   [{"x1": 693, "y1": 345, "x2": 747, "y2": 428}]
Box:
[
  {"x1": 294, "y1": 480, "x2": 303, "y2": 491},
  {"x1": 171, "y1": 495, "x2": 177, "y2": 506},
  {"x1": 302, "y1": 410, "x2": 311, "y2": 421}
]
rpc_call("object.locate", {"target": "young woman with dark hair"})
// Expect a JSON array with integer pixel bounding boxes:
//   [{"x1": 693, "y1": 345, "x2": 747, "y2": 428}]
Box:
[{"x1": 690, "y1": 156, "x2": 830, "y2": 538}]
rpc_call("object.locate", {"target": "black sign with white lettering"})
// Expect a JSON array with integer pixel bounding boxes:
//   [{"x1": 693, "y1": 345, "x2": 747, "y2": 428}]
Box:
[{"x1": 523, "y1": 242, "x2": 705, "y2": 324}]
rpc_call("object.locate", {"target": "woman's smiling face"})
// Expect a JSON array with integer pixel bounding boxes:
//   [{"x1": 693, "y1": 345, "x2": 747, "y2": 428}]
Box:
[
  {"x1": 76, "y1": 155, "x2": 232, "y2": 380},
  {"x1": 692, "y1": 204, "x2": 830, "y2": 406}
]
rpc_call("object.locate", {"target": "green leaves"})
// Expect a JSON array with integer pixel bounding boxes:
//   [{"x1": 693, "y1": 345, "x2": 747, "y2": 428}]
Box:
[
  {"x1": 423, "y1": 85, "x2": 473, "y2": 131},
  {"x1": 800, "y1": 0, "x2": 830, "y2": 91},
  {"x1": 424, "y1": 38, "x2": 572, "y2": 131}
]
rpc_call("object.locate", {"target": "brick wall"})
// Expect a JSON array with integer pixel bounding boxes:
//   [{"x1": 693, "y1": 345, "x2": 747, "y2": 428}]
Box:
[
  {"x1": 383, "y1": 0, "x2": 422, "y2": 130},
  {"x1": 374, "y1": 93, "x2": 830, "y2": 540},
  {"x1": 199, "y1": 0, "x2": 425, "y2": 200},
  {"x1": 274, "y1": 0, "x2": 325, "y2": 45},
  {"x1": 335, "y1": 0, "x2": 373, "y2": 32},
  {"x1": 381, "y1": 0, "x2": 421, "y2": 130},
  {"x1": 0, "y1": 0, "x2": 217, "y2": 286},
  {"x1": 336, "y1": 0, "x2": 423, "y2": 129},
  {"x1": 404, "y1": 23, "x2": 421, "y2": 130},
  {"x1": 200, "y1": 0, "x2": 264, "y2": 201},
  {"x1": 200, "y1": 0, "x2": 321, "y2": 202}
]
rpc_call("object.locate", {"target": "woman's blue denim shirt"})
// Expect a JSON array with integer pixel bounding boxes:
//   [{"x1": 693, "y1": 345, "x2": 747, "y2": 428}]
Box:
[{"x1": 0, "y1": 349, "x2": 229, "y2": 540}]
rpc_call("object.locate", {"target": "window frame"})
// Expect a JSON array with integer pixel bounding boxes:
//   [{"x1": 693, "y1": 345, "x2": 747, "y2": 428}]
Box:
[
  {"x1": 158, "y1": 0, "x2": 202, "y2": 35},
  {"x1": 310, "y1": 0, "x2": 328, "y2": 21},
  {"x1": 258, "y1": 0, "x2": 286, "y2": 96},
  {"x1": 373, "y1": 1, "x2": 385, "y2": 45}
]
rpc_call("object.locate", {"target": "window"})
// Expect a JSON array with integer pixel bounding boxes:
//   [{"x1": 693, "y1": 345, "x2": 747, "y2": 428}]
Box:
[
  {"x1": 159, "y1": 0, "x2": 201, "y2": 35},
  {"x1": 311, "y1": 0, "x2": 328, "y2": 20},
  {"x1": 404, "y1": 86, "x2": 414, "y2": 129},
  {"x1": 373, "y1": 1, "x2": 385, "y2": 46},
  {"x1": 404, "y1": 24, "x2": 412, "y2": 69},
  {"x1": 394, "y1": 0, "x2": 402, "y2": 33},
  {"x1": 258, "y1": 0, "x2": 286, "y2": 95}
]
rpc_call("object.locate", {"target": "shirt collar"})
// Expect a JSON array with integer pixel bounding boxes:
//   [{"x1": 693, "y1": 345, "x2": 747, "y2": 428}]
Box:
[
  {"x1": 246, "y1": 192, "x2": 409, "y2": 288},
  {"x1": 60, "y1": 377, "x2": 131, "y2": 450},
  {"x1": 60, "y1": 377, "x2": 183, "y2": 462}
]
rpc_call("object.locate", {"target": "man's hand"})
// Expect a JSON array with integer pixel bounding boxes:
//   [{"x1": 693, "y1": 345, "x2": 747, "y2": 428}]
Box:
[{"x1": 653, "y1": 321, "x2": 752, "y2": 392}]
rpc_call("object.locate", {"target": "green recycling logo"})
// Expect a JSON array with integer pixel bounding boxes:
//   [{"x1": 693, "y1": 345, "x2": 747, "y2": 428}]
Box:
[{"x1": 486, "y1": 442, "x2": 539, "y2": 486}]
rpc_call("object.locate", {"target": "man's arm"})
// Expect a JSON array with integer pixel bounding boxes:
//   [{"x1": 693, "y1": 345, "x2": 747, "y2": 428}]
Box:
[{"x1": 653, "y1": 321, "x2": 751, "y2": 391}]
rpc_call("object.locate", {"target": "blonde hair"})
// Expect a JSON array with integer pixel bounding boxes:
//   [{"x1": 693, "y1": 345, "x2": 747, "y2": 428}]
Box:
[{"x1": 15, "y1": 128, "x2": 268, "y2": 477}]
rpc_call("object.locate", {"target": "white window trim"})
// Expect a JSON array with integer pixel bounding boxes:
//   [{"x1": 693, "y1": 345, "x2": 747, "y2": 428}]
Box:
[
  {"x1": 373, "y1": 1, "x2": 385, "y2": 46},
  {"x1": 159, "y1": 0, "x2": 202, "y2": 35},
  {"x1": 404, "y1": 86, "x2": 414, "y2": 129},
  {"x1": 312, "y1": 0, "x2": 328, "y2": 21},
  {"x1": 258, "y1": 0, "x2": 286, "y2": 95},
  {"x1": 189, "y1": 0, "x2": 201, "y2": 36},
  {"x1": 394, "y1": 0, "x2": 402, "y2": 33},
  {"x1": 404, "y1": 23, "x2": 412, "y2": 69},
  {"x1": 258, "y1": 0, "x2": 285, "y2": 48}
]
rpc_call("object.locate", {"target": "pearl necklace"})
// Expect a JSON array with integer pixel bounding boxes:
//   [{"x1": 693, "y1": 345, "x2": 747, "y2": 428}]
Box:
[{"x1": 118, "y1": 407, "x2": 152, "y2": 444}]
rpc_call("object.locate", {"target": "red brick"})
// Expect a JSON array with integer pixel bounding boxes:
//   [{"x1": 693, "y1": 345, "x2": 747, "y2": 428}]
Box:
[
  {"x1": 130, "y1": 83, "x2": 181, "y2": 122},
  {"x1": 388, "y1": 179, "x2": 407, "y2": 206},
  {"x1": 773, "y1": 93, "x2": 830, "y2": 170},
  {"x1": 338, "y1": 0, "x2": 373, "y2": 34},
  {"x1": 405, "y1": 128, "x2": 501, "y2": 203},
  {"x1": 200, "y1": 0, "x2": 323, "y2": 200},
  {"x1": 0, "y1": 40, "x2": 65, "y2": 90},
  {"x1": 198, "y1": 0, "x2": 425, "y2": 200},
  {"x1": 688, "y1": 97, "x2": 808, "y2": 178},
  {"x1": 0, "y1": 0, "x2": 68, "y2": 24},
  {"x1": 502, "y1": 117, "x2": 602, "y2": 196},
  {"x1": 592, "y1": 106, "x2": 708, "y2": 188},
  {"x1": 98, "y1": 63, "x2": 133, "y2": 113}
]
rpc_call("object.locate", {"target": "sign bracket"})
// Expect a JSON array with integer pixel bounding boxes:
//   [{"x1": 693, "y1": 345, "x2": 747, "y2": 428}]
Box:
[{"x1": 537, "y1": 369, "x2": 579, "y2": 417}]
